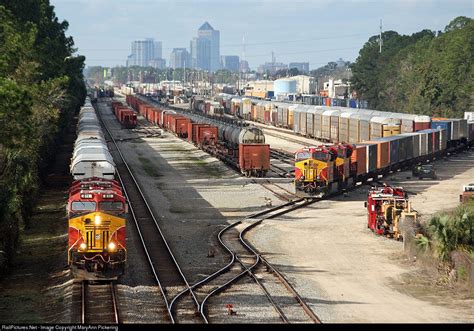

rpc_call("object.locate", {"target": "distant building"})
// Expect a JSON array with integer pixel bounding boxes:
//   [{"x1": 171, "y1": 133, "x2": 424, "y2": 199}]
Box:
[
  {"x1": 336, "y1": 58, "x2": 347, "y2": 68},
  {"x1": 170, "y1": 48, "x2": 191, "y2": 69},
  {"x1": 190, "y1": 37, "x2": 211, "y2": 70},
  {"x1": 324, "y1": 78, "x2": 351, "y2": 99},
  {"x1": 127, "y1": 38, "x2": 163, "y2": 67},
  {"x1": 190, "y1": 22, "x2": 220, "y2": 72},
  {"x1": 257, "y1": 62, "x2": 288, "y2": 75},
  {"x1": 289, "y1": 62, "x2": 309, "y2": 74},
  {"x1": 290, "y1": 75, "x2": 317, "y2": 94},
  {"x1": 221, "y1": 55, "x2": 240, "y2": 72},
  {"x1": 149, "y1": 58, "x2": 166, "y2": 69},
  {"x1": 244, "y1": 80, "x2": 274, "y2": 98},
  {"x1": 240, "y1": 60, "x2": 250, "y2": 72}
]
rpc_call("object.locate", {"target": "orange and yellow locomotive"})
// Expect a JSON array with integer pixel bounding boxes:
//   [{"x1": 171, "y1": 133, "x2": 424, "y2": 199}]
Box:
[
  {"x1": 294, "y1": 143, "x2": 355, "y2": 198},
  {"x1": 68, "y1": 178, "x2": 127, "y2": 280}
]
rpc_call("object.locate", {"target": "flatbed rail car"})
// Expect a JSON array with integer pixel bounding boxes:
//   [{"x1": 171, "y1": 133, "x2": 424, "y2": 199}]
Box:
[{"x1": 124, "y1": 94, "x2": 270, "y2": 177}]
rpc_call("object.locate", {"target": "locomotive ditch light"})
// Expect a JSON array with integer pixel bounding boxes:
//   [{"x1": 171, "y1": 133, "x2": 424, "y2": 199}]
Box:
[
  {"x1": 108, "y1": 242, "x2": 116, "y2": 251},
  {"x1": 94, "y1": 215, "x2": 101, "y2": 225},
  {"x1": 79, "y1": 243, "x2": 87, "y2": 251}
]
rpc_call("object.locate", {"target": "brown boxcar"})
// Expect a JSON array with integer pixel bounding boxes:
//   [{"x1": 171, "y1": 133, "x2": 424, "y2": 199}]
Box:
[
  {"x1": 167, "y1": 114, "x2": 189, "y2": 138},
  {"x1": 118, "y1": 109, "x2": 137, "y2": 128},
  {"x1": 187, "y1": 122, "x2": 200, "y2": 143},
  {"x1": 197, "y1": 125, "x2": 218, "y2": 146},
  {"x1": 239, "y1": 144, "x2": 270, "y2": 176}
]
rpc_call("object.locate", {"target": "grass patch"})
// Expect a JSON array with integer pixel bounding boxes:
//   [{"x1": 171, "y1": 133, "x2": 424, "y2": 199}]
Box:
[
  {"x1": 138, "y1": 157, "x2": 161, "y2": 177},
  {"x1": 190, "y1": 158, "x2": 223, "y2": 178}
]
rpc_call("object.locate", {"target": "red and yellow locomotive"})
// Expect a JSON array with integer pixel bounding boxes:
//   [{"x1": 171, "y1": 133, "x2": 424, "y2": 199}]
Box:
[
  {"x1": 294, "y1": 143, "x2": 355, "y2": 198},
  {"x1": 67, "y1": 178, "x2": 127, "y2": 280}
]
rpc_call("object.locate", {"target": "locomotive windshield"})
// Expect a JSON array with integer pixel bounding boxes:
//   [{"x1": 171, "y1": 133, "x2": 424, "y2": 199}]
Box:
[
  {"x1": 312, "y1": 152, "x2": 328, "y2": 162},
  {"x1": 71, "y1": 201, "x2": 96, "y2": 211},
  {"x1": 296, "y1": 151, "x2": 311, "y2": 161},
  {"x1": 99, "y1": 201, "x2": 124, "y2": 211}
]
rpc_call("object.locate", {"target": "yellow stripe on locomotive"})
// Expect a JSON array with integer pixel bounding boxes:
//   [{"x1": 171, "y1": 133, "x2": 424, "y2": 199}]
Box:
[{"x1": 68, "y1": 211, "x2": 126, "y2": 279}]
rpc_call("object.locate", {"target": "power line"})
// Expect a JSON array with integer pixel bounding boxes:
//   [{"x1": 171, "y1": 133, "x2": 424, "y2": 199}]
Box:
[{"x1": 79, "y1": 33, "x2": 372, "y2": 51}]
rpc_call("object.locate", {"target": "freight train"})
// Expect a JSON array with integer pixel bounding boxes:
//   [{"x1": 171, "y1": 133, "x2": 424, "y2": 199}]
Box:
[
  {"x1": 208, "y1": 94, "x2": 474, "y2": 150},
  {"x1": 125, "y1": 94, "x2": 270, "y2": 177},
  {"x1": 68, "y1": 96, "x2": 127, "y2": 280},
  {"x1": 204, "y1": 94, "x2": 474, "y2": 198},
  {"x1": 111, "y1": 101, "x2": 137, "y2": 128}
]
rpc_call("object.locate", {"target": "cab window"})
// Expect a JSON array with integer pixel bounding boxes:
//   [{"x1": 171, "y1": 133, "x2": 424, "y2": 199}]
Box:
[
  {"x1": 99, "y1": 201, "x2": 124, "y2": 211},
  {"x1": 312, "y1": 152, "x2": 328, "y2": 162},
  {"x1": 71, "y1": 201, "x2": 96, "y2": 211},
  {"x1": 296, "y1": 151, "x2": 311, "y2": 161}
]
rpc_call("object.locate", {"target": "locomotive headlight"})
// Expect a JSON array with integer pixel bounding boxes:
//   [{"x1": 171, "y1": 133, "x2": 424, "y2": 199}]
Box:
[
  {"x1": 79, "y1": 243, "x2": 87, "y2": 251},
  {"x1": 94, "y1": 215, "x2": 101, "y2": 225},
  {"x1": 108, "y1": 242, "x2": 116, "y2": 251}
]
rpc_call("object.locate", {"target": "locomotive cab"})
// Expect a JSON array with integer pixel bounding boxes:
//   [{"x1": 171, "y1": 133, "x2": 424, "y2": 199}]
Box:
[
  {"x1": 294, "y1": 146, "x2": 337, "y2": 197},
  {"x1": 67, "y1": 179, "x2": 127, "y2": 280}
]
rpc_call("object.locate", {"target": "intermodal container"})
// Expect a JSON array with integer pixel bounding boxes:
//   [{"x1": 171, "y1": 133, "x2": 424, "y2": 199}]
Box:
[
  {"x1": 351, "y1": 145, "x2": 367, "y2": 176},
  {"x1": 431, "y1": 121, "x2": 452, "y2": 142},
  {"x1": 399, "y1": 133, "x2": 420, "y2": 159},
  {"x1": 362, "y1": 140, "x2": 390, "y2": 170}
]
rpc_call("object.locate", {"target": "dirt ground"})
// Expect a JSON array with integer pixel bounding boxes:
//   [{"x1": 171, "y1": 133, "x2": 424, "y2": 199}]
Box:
[{"x1": 248, "y1": 149, "x2": 474, "y2": 323}]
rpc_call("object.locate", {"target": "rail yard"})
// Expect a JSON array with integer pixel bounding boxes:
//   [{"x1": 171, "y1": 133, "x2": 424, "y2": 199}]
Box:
[
  {"x1": 0, "y1": 3, "x2": 473, "y2": 326},
  {"x1": 41, "y1": 89, "x2": 471, "y2": 324}
]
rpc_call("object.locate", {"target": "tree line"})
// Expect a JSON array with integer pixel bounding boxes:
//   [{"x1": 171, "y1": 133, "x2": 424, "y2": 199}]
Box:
[
  {"x1": 0, "y1": 0, "x2": 86, "y2": 269},
  {"x1": 351, "y1": 16, "x2": 473, "y2": 118}
]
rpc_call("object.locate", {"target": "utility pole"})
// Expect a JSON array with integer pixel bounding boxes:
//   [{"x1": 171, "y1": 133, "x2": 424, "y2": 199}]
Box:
[{"x1": 379, "y1": 19, "x2": 383, "y2": 54}]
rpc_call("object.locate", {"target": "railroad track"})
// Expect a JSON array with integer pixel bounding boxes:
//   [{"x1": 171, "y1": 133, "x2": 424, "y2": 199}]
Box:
[
  {"x1": 81, "y1": 281, "x2": 119, "y2": 324},
  {"x1": 263, "y1": 128, "x2": 322, "y2": 147},
  {"x1": 270, "y1": 149, "x2": 295, "y2": 178},
  {"x1": 95, "y1": 98, "x2": 202, "y2": 323},
  {"x1": 133, "y1": 118, "x2": 162, "y2": 137},
  {"x1": 270, "y1": 149, "x2": 295, "y2": 165},
  {"x1": 257, "y1": 180, "x2": 295, "y2": 202},
  {"x1": 169, "y1": 199, "x2": 322, "y2": 324}
]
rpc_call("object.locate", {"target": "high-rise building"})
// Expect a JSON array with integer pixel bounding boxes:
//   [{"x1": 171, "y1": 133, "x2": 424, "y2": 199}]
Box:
[
  {"x1": 127, "y1": 38, "x2": 163, "y2": 67},
  {"x1": 190, "y1": 37, "x2": 211, "y2": 71},
  {"x1": 170, "y1": 48, "x2": 191, "y2": 69},
  {"x1": 289, "y1": 62, "x2": 310, "y2": 74},
  {"x1": 221, "y1": 55, "x2": 240, "y2": 72},
  {"x1": 257, "y1": 62, "x2": 288, "y2": 75},
  {"x1": 190, "y1": 22, "x2": 220, "y2": 71},
  {"x1": 240, "y1": 60, "x2": 250, "y2": 72}
]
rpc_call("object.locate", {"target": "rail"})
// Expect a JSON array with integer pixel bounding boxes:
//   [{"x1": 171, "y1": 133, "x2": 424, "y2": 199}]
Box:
[
  {"x1": 95, "y1": 98, "x2": 202, "y2": 323},
  {"x1": 81, "y1": 281, "x2": 119, "y2": 324}
]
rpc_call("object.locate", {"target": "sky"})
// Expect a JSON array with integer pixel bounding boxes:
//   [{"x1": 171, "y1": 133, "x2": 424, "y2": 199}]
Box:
[{"x1": 51, "y1": 0, "x2": 473, "y2": 70}]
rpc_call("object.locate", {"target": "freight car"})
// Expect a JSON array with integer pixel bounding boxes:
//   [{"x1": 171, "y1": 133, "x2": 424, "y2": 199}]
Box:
[
  {"x1": 68, "y1": 97, "x2": 126, "y2": 280},
  {"x1": 294, "y1": 128, "x2": 446, "y2": 198},
  {"x1": 111, "y1": 101, "x2": 137, "y2": 128},
  {"x1": 211, "y1": 96, "x2": 472, "y2": 152},
  {"x1": 126, "y1": 94, "x2": 270, "y2": 177}
]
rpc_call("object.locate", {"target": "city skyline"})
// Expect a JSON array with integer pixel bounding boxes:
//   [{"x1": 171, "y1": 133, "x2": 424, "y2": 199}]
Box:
[{"x1": 51, "y1": 0, "x2": 472, "y2": 70}]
